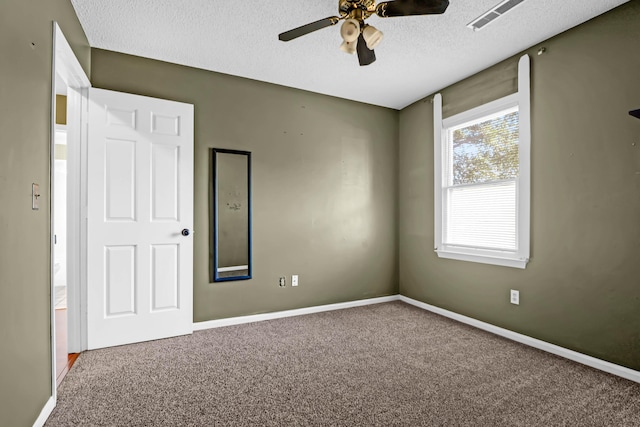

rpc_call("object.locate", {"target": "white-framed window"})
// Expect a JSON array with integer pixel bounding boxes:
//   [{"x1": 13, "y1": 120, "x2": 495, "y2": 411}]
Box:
[{"x1": 434, "y1": 55, "x2": 530, "y2": 269}]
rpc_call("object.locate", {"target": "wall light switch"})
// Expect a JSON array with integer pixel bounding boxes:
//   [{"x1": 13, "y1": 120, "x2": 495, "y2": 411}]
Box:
[
  {"x1": 510, "y1": 289, "x2": 520, "y2": 305},
  {"x1": 292, "y1": 275, "x2": 299, "y2": 287},
  {"x1": 32, "y1": 183, "x2": 40, "y2": 210}
]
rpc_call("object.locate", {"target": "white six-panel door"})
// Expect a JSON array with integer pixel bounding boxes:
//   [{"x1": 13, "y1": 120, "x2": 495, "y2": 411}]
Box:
[{"x1": 87, "y1": 88, "x2": 194, "y2": 350}]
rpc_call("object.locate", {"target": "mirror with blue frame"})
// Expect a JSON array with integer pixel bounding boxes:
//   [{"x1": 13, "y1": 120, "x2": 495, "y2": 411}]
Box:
[{"x1": 211, "y1": 148, "x2": 252, "y2": 282}]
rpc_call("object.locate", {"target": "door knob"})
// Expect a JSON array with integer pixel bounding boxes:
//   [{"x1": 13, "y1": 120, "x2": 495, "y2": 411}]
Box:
[{"x1": 181, "y1": 229, "x2": 190, "y2": 236}]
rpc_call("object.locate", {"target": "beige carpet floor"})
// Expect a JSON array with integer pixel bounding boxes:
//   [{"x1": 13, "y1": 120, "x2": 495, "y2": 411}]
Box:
[{"x1": 46, "y1": 301, "x2": 640, "y2": 426}]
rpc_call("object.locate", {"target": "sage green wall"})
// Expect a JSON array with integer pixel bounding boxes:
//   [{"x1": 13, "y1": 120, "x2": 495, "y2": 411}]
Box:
[
  {"x1": 399, "y1": 2, "x2": 640, "y2": 370},
  {"x1": 0, "y1": 0, "x2": 90, "y2": 425},
  {"x1": 56, "y1": 94, "x2": 67, "y2": 125},
  {"x1": 91, "y1": 49, "x2": 399, "y2": 322}
]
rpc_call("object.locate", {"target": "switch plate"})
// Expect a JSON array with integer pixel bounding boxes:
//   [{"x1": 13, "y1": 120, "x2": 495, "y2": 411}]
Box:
[
  {"x1": 32, "y1": 183, "x2": 40, "y2": 210},
  {"x1": 510, "y1": 289, "x2": 520, "y2": 305},
  {"x1": 292, "y1": 275, "x2": 298, "y2": 287}
]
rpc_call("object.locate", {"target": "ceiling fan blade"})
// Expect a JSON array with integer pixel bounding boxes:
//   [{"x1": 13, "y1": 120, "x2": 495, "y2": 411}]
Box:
[
  {"x1": 376, "y1": 0, "x2": 450, "y2": 18},
  {"x1": 278, "y1": 16, "x2": 341, "y2": 42},
  {"x1": 356, "y1": 34, "x2": 376, "y2": 66}
]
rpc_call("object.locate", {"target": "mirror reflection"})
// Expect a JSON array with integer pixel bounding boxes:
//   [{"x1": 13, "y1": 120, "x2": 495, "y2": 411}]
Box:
[{"x1": 211, "y1": 148, "x2": 251, "y2": 281}]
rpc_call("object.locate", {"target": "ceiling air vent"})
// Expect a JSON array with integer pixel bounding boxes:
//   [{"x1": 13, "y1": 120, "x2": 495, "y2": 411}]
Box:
[{"x1": 467, "y1": 0, "x2": 526, "y2": 31}]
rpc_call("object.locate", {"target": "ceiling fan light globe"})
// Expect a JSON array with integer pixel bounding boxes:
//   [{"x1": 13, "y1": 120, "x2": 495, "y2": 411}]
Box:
[
  {"x1": 363, "y1": 25, "x2": 384, "y2": 49},
  {"x1": 340, "y1": 40, "x2": 357, "y2": 54},
  {"x1": 340, "y1": 19, "x2": 361, "y2": 43}
]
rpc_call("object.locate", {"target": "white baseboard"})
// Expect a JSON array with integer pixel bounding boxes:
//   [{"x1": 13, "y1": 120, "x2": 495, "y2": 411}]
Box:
[
  {"x1": 399, "y1": 295, "x2": 640, "y2": 384},
  {"x1": 33, "y1": 396, "x2": 55, "y2": 427},
  {"x1": 193, "y1": 295, "x2": 400, "y2": 331}
]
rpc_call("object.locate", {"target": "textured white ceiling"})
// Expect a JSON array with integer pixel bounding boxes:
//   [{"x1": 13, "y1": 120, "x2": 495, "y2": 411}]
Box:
[{"x1": 70, "y1": 0, "x2": 628, "y2": 110}]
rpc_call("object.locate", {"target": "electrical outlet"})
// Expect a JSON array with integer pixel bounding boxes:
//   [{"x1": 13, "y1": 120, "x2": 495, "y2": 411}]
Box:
[
  {"x1": 279, "y1": 277, "x2": 286, "y2": 287},
  {"x1": 292, "y1": 275, "x2": 298, "y2": 287},
  {"x1": 510, "y1": 289, "x2": 520, "y2": 305}
]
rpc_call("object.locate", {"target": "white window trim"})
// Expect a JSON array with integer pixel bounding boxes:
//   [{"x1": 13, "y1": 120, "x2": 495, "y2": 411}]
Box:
[{"x1": 434, "y1": 54, "x2": 530, "y2": 269}]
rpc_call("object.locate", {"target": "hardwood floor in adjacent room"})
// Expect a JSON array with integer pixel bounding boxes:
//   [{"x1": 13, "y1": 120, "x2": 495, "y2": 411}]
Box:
[{"x1": 55, "y1": 308, "x2": 79, "y2": 387}]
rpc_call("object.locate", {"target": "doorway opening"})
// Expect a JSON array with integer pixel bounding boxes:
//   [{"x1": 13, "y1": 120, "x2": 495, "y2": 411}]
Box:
[
  {"x1": 50, "y1": 22, "x2": 90, "y2": 401},
  {"x1": 53, "y1": 90, "x2": 80, "y2": 385}
]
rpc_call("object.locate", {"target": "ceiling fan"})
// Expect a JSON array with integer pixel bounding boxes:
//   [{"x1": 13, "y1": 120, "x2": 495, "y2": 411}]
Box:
[{"x1": 278, "y1": 0, "x2": 450, "y2": 66}]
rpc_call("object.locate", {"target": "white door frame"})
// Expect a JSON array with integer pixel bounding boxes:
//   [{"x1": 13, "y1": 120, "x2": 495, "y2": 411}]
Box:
[{"x1": 50, "y1": 21, "x2": 90, "y2": 405}]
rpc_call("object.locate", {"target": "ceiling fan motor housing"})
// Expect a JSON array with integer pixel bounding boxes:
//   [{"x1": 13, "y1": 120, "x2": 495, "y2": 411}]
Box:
[{"x1": 339, "y1": 0, "x2": 376, "y2": 21}]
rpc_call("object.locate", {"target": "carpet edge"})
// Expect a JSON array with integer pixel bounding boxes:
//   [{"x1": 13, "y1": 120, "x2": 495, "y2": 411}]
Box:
[
  {"x1": 400, "y1": 295, "x2": 640, "y2": 384},
  {"x1": 193, "y1": 295, "x2": 401, "y2": 331}
]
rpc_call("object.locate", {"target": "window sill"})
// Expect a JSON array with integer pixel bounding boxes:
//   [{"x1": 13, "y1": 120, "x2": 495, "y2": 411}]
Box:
[{"x1": 436, "y1": 249, "x2": 528, "y2": 269}]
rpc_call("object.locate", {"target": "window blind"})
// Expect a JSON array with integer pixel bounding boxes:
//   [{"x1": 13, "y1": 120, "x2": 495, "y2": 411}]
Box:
[{"x1": 444, "y1": 180, "x2": 517, "y2": 250}]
